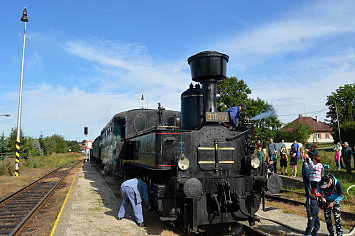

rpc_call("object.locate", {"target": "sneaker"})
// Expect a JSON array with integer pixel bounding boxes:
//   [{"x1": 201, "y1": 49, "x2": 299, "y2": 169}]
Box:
[
  {"x1": 285, "y1": 173, "x2": 288, "y2": 176},
  {"x1": 137, "y1": 222, "x2": 145, "y2": 227},
  {"x1": 281, "y1": 173, "x2": 283, "y2": 175},
  {"x1": 117, "y1": 217, "x2": 123, "y2": 220}
]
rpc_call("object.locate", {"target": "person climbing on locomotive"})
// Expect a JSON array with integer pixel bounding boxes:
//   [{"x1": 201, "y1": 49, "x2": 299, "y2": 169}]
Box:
[
  {"x1": 117, "y1": 178, "x2": 151, "y2": 227},
  {"x1": 225, "y1": 103, "x2": 246, "y2": 128},
  {"x1": 318, "y1": 174, "x2": 344, "y2": 236}
]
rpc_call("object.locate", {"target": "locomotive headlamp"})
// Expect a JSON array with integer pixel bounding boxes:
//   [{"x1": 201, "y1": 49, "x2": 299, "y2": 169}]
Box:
[
  {"x1": 251, "y1": 156, "x2": 260, "y2": 169},
  {"x1": 178, "y1": 154, "x2": 190, "y2": 170}
]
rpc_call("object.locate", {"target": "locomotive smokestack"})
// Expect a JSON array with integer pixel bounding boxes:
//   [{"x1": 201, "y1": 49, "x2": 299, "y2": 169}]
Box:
[{"x1": 187, "y1": 51, "x2": 229, "y2": 113}]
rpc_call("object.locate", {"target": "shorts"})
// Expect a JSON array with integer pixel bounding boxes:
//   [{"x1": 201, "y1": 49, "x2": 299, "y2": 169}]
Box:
[
  {"x1": 290, "y1": 157, "x2": 298, "y2": 166},
  {"x1": 280, "y1": 159, "x2": 287, "y2": 167}
]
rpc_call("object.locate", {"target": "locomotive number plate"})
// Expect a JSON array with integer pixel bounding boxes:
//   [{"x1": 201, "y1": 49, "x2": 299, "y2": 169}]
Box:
[{"x1": 206, "y1": 112, "x2": 229, "y2": 122}]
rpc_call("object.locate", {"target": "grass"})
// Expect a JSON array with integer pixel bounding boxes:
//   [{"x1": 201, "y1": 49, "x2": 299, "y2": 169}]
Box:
[
  {"x1": 281, "y1": 148, "x2": 355, "y2": 202},
  {"x1": 0, "y1": 153, "x2": 83, "y2": 176},
  {"x1": 264, "y1": 146, "x2": 355, "y2": 201}
]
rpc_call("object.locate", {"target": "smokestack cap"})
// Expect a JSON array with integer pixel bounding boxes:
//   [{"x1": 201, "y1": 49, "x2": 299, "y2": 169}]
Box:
[{"x1": 188, "y1": 51, "x2": 229, "y2": 82}]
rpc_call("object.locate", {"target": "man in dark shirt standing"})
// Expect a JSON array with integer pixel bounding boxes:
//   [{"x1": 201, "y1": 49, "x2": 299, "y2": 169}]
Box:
[{"x1": 342, "y1": 142, "x2": 353, "y2": 174}]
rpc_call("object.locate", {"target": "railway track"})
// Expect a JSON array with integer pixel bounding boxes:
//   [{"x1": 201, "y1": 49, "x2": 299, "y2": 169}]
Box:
[
  {"x1": 0, "y1": 161, "x2": 80, "y2": 236},
  {"x1": 265, "y1": 190, "x2": 355, "y2": 223}
]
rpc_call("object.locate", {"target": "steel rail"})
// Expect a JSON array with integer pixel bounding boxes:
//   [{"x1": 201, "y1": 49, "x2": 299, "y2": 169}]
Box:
[
  {"x1": 242, "y1": 224, "x2": 272, "y2": 236},
  {"x1": 0, "y1": 161, "x2": 77, "y2": 204},
  {"x1": 0, "y1": 161, "x2": 79, "y2": 236},
  {"x1": 8, "y1": 161, "x2": 79, "y2": 236},
  {"x1": 0, "y1": 166, "x2": 62, "y2": 204}
]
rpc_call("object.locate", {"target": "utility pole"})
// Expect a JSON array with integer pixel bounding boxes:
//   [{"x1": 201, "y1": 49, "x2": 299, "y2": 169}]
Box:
[
  {"x1": 335, "y1": 102, "x2": 342, "y2": 144},
  {"x1": 15, "y1": 8, "x2": 28, "y2": 176}
]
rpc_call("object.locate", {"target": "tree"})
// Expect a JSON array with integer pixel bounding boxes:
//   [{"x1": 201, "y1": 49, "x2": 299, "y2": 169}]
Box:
[
  {"x1": 217, "y1": 77, "x2": 251, "y2": 111},
  {"x1": 51, "y1": 134, "x2": 67, "y2": 153},
  {"x1": 43, "y1": 136, "x2": 57, "y2": 155},
  {"x1": 217, "y1": 76, "x2": 283, "y2": 140},
  {"x1": 332, "y1": 121, "x2": 355, "y2": 148},
  {"x1": 31, "y1": 139, "x2": 44, "y2": 156},
  {"x1": 326, "y1": 84, "x2": 355, "y2": 127},
  {"x1": 70, "y1": 144, "x2": 81, "y2": 153},
  {"x1": 0, "y1": 132, "x2": 9, "y2": 159},
  {"x1": 6, "y1": 127, "x2": 31, "y2": 159},
  {"x1": 247, "y1": 98, "x2": 283, "y2": 141},
  {"x1": 278, "y1": 122, "x2": 313, "y2": 144}
]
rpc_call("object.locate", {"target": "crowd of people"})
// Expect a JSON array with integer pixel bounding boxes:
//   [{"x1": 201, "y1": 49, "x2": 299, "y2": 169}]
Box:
[
  {"x1": 255, "y1": 139, "x2": 352, "y2": 236},
  {"x1": 256, "y1": 139, "x2": 355, "y2": 178}
]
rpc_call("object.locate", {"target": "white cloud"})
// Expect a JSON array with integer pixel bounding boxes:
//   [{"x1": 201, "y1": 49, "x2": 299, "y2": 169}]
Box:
[
  {"x1": 64, "y1": 39, "x2": 190, "y2": 90},
  {"x1": 1, "y1": 39, "x2": 193, "y2": 140},
  {"x1": 209, "y1": 1, "x2": 355, "y2": 125}
]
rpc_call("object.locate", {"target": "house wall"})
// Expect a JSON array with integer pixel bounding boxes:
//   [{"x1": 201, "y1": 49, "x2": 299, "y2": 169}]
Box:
[{"x1": 306, "y1": 132, "x2": 334, "y2": 144}]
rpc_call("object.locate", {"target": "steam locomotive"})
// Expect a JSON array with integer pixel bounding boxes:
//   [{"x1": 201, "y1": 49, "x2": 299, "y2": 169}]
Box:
[{"x1": 91, "y1": 51, "x2": 282, "y2": 233}]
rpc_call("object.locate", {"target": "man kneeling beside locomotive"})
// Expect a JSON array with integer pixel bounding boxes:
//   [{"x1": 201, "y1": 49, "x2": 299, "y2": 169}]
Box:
[{"x1": 117, "y1": 178, "x2": 151, "y2": 227}]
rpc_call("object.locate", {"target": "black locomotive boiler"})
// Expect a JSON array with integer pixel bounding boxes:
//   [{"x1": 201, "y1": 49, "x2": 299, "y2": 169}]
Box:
[{"x1": 91, "y1": 51, "x2": 282, "y2": 232}]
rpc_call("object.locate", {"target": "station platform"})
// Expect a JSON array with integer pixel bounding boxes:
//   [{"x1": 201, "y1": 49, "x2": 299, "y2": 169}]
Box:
[{"x1": 51, "y1": 163, "x2": 147, "y2": 236}]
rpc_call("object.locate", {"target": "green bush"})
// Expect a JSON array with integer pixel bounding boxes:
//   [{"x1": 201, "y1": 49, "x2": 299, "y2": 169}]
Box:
[
  {"x1": 0, "y1": 158, "x2": 15, "y2": 176},
  {"x1": 0, "y1": 153, "x2": 82, "y2": 176}
]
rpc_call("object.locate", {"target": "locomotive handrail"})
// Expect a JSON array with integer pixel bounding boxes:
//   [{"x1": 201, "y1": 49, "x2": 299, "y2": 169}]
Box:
[
  {"x1": 225, "y1": 128, "x2": 250, "y2": 142},
  {"x1": 126, "y1": 125, "x2": 180, "y2": 139}
]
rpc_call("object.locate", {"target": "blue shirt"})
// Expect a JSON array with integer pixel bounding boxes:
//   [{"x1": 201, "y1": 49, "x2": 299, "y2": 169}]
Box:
[
  {"x1": 225, "y1": 106, "x2": 240, "y2": 126},
  {"x1": 257, "y1": 151, "x2": 263, "y2": 163},
  {"x1": 293, "y1": 143, "x2": 300, "y2": 159},
  {"x1": 121, "y1": 178, "x2": 150, "y2": 207},
  {"x1": 317, "y1": 174, "x2": 344, "y2": 204}
]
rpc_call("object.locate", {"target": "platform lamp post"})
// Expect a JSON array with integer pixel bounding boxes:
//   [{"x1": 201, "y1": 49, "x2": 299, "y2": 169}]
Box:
[
  {"x1": 141, "y1": 94, "x2": 148, "y2": 109},
  {"x1": 14, "y1": 7, "x2": 28, "y2": 177}
]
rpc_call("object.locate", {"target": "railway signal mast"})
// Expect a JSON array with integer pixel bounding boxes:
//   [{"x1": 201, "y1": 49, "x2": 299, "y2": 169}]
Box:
[
  {"x1": 15, "y1": 7, "x2": 28, "y2": 176},
  {"x1": 84, "y1": 127, "x2": 88, "y2": 161}
]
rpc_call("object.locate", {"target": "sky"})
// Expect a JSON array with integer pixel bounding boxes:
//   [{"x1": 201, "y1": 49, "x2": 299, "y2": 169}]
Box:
[{"x1": 1, "y1": 1, "x2": 355, "y2": 142}]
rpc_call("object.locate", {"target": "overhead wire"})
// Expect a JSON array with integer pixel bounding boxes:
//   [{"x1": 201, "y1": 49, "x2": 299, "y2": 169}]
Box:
[{"x1": 278, "y1": 108, "x2": 328, "y2": 117}]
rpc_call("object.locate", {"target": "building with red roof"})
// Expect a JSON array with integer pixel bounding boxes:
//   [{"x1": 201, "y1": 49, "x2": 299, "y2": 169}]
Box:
[{"x1": 289, "y1": 115, "x2": 334, "y2": 144}]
